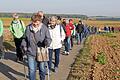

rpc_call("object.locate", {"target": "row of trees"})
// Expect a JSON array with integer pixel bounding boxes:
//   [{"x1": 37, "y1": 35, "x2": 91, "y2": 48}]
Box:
[
  {"x1": 0, "y1": 13, "x2": 88, "y2": 19},
  {"x1": 88, "y1": 16, "x2": 120, "y2": 21}
]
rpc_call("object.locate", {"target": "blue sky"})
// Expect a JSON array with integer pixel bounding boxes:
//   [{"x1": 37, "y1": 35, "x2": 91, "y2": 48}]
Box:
[{"x1": 0, "y1": 0, "x2": 120, "y2": 16}]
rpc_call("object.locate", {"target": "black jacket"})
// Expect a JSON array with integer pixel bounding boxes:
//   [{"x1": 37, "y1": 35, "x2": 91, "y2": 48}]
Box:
[{"x1": 76, "y1": 24, "x2": 84, "y2": 33}]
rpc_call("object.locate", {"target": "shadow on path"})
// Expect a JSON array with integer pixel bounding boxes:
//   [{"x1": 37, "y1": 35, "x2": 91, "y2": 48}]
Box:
[{"x1": 0, "y1": 62, "x2": 25, "y2": 80}]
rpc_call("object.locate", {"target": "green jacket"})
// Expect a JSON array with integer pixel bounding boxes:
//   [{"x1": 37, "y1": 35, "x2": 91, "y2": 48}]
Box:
[
  {"x1": 9, "y1": 19, "x2": 26, "y2": 38},
  {"x1": 0, "y1": 19, "x2": 3, "y2": 37}
]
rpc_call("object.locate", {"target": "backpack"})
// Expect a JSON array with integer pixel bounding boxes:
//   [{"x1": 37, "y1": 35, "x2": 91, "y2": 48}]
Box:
[
  {"x1": 61, "y1": 23, "x2": 67, "y2": 33},
  {"x1": 60, "y1": 24, "x2": 67, "y2": 37},
  {"x1": 76, "y1": 24, "x2": 84, "y2": 33},
  {"x1": 11, "y1": 20, "x2": 24, "y2": 33},
  {"x1": 60, "y1": 25, "x2": 63, "y2": 37}
]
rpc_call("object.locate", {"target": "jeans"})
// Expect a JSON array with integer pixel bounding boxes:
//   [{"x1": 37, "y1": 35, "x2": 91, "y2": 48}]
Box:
[
  {"x1": 76, "y1": 33, "x2": 82, "y2": 44},
  {"x1": 48, "y1": 48, "x2": 60, "y2": 70},
  {"x1": 70, "y1": 36, "x2": 73, "y2": 48},
  {"x1": 64, "y1": 37, "x2": 71, "y2": 52},
  {"x1": 28, "y1": 55, "x2": 46, "y2": 80}
]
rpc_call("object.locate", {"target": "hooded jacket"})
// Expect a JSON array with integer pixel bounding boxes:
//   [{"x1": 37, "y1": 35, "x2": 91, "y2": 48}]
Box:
[
  {"x1": 48, "y1": 25, "x2": 65, "y2": 49},
  {"x1": 21, "y1": 23, "x2": 51, "y2": 56},
  {"x1": 65, "y1": 23, "x2": 74, "y2": 37},
  {"x1": 0, "y1": 20, "x2": 3, "y2": 37},
  {"x1": 9, "y1": 20, "x2": 26, "y2": 38}
]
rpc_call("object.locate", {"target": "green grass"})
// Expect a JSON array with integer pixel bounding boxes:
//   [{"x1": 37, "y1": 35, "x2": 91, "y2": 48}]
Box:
[
  {"x1": 100, "y1": 32, "x2": 117, "y2": 38},
  {"x1": 97, "y1": 52, "x2": 106, "y2": 65},
  {"x1": 67, "y1": 36, "x2": 92, "y2": 80}
]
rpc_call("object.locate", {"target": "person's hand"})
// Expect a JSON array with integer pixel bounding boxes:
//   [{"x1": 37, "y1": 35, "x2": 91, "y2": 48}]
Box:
[
  {"x1": 21, "y1": 46, "x2": 27, "y2": 54},
  {"x1": 24, "y1": 47, "x2": 27, "y2": 52}
]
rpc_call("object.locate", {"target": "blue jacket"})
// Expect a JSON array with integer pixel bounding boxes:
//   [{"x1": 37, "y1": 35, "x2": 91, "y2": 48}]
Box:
[{"x1": 21, "y1": 24, "x2": 51, "y2": 57}]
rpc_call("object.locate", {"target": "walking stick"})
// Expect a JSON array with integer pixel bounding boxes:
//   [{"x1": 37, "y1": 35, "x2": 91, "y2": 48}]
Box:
[
  {"x1": 0, "y1": 46, "x2": 5, "y2": 61},
  {"x1": 47, "y1": 63, "x2": 50, "y2": 80},
  {"x1": 23, "y1": 55, "x2": 27, "y2": 80},
  {"x1": 21, "y1": 47, "x2": 27, "y2": 80}
]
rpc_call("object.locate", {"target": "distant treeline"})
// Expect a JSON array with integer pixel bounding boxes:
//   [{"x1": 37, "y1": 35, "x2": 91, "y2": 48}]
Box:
[
  {"x1": 1, "y1": 13, "x2": 120, "y2": 21},
  {"x1": 89, "y1": 16, "x2": 120, "y2": 21},
  {"x1": 96, "y1": 18, "x2": 120, "y2": 21},
  {"x1": 0, "y1": 13, "x2": 88, "y2": 19}
]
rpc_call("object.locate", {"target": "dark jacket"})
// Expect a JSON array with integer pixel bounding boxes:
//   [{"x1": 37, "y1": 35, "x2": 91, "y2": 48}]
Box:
[
  {"x1": 21, "y1": 23, "x2": 52, "y2": 57},
  {"x1": 61, "y1": 22, "x2": 67, "y2": 33},
  {"x1": 76, "y1": 23, "x2": 84, "y2": 33},
  {"x1": 42, "y1": 16, "x2": 49, "y2": 27}
]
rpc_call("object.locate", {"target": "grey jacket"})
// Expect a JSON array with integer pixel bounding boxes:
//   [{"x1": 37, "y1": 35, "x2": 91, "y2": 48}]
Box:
[{"x1": 21, "y1": 23, "x2": 51, "y2": 57}]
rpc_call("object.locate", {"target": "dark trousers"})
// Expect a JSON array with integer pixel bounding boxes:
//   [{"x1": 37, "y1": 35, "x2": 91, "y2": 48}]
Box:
[
  {"x1": 0, "y1": 36, "x2": 3, "y2": 52},
  {"x1": 14, "y1": 38, "x2": 23, "y2": 60},
  {"x1": 70, "y1": 36, "x2": 73, "y2": 48}
]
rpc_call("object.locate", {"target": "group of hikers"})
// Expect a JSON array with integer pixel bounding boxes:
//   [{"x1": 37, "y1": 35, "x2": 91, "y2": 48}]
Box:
[
  {"x1": 88, "y1": 25, "x2": 118, "y2": 34},
  {"x1": 103, "y1": 26, "x2": 115, "y2": 33},
  {"x1": 0, "y1": 11, "x2": 116, "y2": 80}
]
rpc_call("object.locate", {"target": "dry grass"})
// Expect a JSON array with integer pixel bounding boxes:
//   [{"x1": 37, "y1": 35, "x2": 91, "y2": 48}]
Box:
[
  {"x1": 1, "y1": 18, "x2": 120, "y2": 28},
  {"x1": 1, "y1": 17, "x2": 30, "y2": 27},
  {"x1": 83, "y1": 20, "x2": 120, "y2": 28}
]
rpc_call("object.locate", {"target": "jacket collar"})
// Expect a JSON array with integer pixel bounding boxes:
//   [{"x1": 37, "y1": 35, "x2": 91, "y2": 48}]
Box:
[{"x1": 29, "y1": 23, "x2": 43, "y2": 33}]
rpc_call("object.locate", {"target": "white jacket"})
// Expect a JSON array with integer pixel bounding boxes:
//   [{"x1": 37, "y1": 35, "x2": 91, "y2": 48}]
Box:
[{"x1": 48, "y1": 25, "x2": 65, "y2": 49}]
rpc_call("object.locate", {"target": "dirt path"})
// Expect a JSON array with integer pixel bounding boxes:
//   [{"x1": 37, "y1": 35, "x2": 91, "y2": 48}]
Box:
[
  {"x1": 0, "y1": 44, "x2": 82, "y2": 80},
  {"x1": 49, "y1": 44, "x2": 82, "y2": 80}
]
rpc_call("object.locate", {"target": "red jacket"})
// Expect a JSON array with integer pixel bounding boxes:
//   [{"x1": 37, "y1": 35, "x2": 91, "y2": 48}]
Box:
[{"x1": 65, "y1": 23, "x2": 74, "y2": 37}]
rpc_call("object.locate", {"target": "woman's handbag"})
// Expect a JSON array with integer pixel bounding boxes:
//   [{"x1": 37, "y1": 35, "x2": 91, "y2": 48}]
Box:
[
  {"x1": 32, "y1": 32, "x2": 49, "y2": 62},
  {"x1": 37, "y1": 47, "x2": 49, "y2": 61}
]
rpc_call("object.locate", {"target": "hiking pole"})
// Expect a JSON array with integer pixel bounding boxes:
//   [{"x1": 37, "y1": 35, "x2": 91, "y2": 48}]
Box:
[
  {"x1": 23, "y1": 55, "x2": 27, "y2": 80},
  {"x1": 46, "y1": 47, "x2": 50, "y2": 80},
  {"x1": 0, "y1": 46, "x2": 5, "y2": 61},
  {"x1": 47, "y1": 63, "x2": 50, "y2": 80},
  {"x1": 21, "y1": 47, "x2": 27, "y2": 80}
]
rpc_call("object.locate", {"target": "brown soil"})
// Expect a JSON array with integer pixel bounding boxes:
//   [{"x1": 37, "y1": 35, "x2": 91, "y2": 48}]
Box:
[
  {"x1": 68, "y1": 33, "x2": 120, "y2": 80},
  {"x1": 90, "y1": 33, "x2": 120, "y2": 80}
]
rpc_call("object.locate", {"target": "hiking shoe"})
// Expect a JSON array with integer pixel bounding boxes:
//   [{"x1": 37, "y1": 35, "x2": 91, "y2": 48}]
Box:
[
  {"x1": 66, "y1": 52, "x2": 69, "y2": 55},
  {"x1": 64, "y1": 51, "x2": 66, "y2": 54},
  {"x1": 15, "y1": 58, "x2": 19, "y2": 62},
  {"x1": 64, "y1": 51, "x2": 67, "y2": 54},
  {"x1": 46, "y1": 69, "x2": 51, "y2": 75},
  {"x1": 54, "y1": 67, "x2": 58, "y2": 73},
  {"x1": 19, "y1": 58, "x2": 23, "y2": 62},
  {"x1": 46, "y1": 71, "x2": 51, "y2": 75}
]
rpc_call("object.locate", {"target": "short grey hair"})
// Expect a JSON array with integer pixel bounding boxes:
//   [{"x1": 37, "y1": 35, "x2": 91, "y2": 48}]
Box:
[{"x1": 50, "y1": 16, "x2": 58, "y2": 21}]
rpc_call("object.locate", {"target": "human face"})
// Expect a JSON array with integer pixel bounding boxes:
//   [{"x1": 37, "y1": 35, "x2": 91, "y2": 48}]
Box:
[
  {"x1": 38, "y1": 12, "x2": 44, "y2": 18},
  {"x1": 32, "y1": 21, "x2": 41, "y2": 28},
  {"x1": 50, "y1": 19, "x2": 56, "y2": 26},
  {"x1": 63, "y1": 19, "x2": 66, "y2": 22},
  {"x1": 70, "y1": 20, "x2": 73, "y2": 24}
]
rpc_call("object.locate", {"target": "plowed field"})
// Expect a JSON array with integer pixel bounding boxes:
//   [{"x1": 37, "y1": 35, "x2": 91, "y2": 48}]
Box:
[{"x1": 68, "y1": 33, "x2": 120, "y2": 80}]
